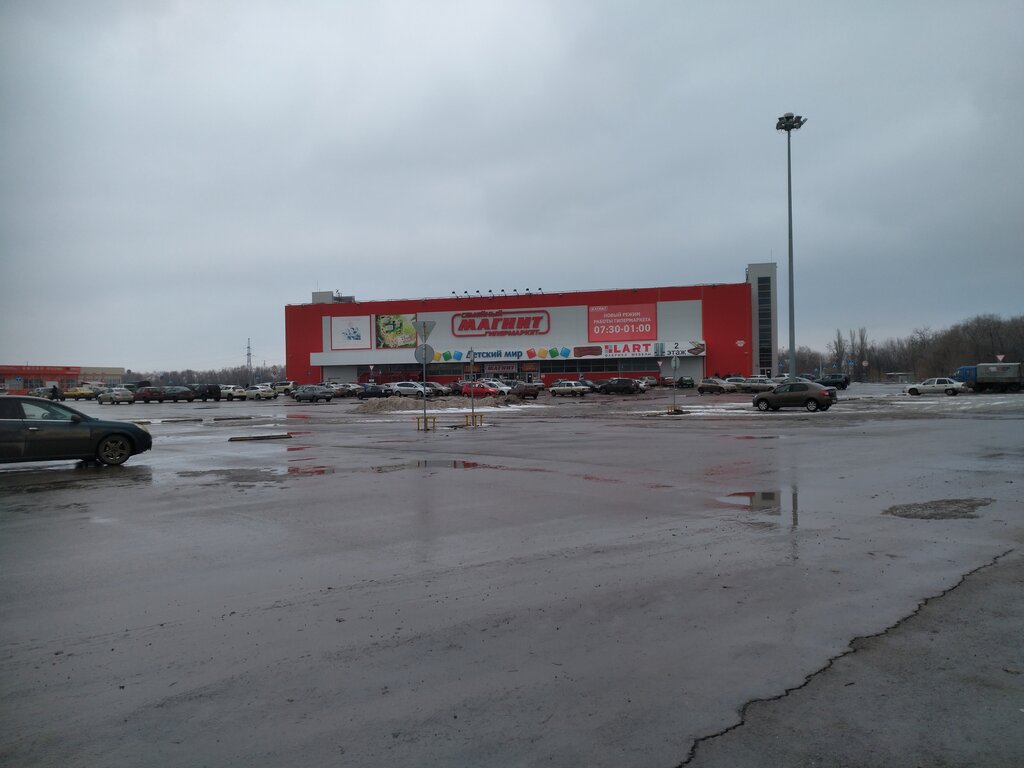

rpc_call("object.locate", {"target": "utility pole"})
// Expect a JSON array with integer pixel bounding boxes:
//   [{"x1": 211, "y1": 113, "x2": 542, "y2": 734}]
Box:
[
  {"x1": 246, "y1": 338, "x2": 253, "y2": 385},
  {"x1": 776, "y1": 111, "x2": 807, "y2": 380}
]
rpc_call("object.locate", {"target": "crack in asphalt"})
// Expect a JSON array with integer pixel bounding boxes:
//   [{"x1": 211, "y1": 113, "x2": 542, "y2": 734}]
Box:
[{"x1": 674, "y1": 547, "x2": 1017, "y2": 767}]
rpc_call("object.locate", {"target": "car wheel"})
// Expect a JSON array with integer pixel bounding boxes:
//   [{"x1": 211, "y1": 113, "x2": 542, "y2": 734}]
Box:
[
  {"x1": 908, "y1": 389, "x2": 919, "y2": 396},
  {"x1": 756, "y1": 400, "x2": 771, "y2": 411},
  {"x1": 97, "y1": 434, "x2": 132, "y2": 466},
  {"x1": 945, "y1": 388, "x2": 957, "y2": 396},
  {"x1": 805, "y1": 399, "x2": 820, "y2": 412}
]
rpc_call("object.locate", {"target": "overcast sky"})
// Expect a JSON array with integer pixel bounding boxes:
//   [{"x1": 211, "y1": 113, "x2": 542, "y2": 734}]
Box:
[{"x1": 2, "y1": 1, "x2": 1022, "y2": 372}]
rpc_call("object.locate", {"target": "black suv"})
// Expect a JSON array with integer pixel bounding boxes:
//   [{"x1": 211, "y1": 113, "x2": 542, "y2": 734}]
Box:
[
  {"x1": 817, "y1": 373, "x2": 850, "y2": 390},
  {"x1": 598, "y1": 378, "x2": 639, "y2": 394},
  {"x1": 188, "y1": 384, "x2": 222, "y2": 401},
  {"x1": 510, "y1": 381, "x2": 543, "y2": 399}
]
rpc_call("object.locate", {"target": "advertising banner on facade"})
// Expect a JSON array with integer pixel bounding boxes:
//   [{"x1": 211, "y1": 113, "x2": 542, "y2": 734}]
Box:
[
  {"x1": 588, "y1": 304, "x2": 657, "y2": 342},
  {"x1": 601, "y1": 340, "x2": 706, "y2": 358},
  {"x1": 375, "y1": 314, "x2": 418, "y2": 349},
  {"x1": 452, "y1": 309, "x2": 550, "y2": 337},
  {"x1": 311, "y1": 299, "x2": 706, "y2": 366},
  {"x1": 330, "y1": 316, "x2": 372, "y2": 350}
]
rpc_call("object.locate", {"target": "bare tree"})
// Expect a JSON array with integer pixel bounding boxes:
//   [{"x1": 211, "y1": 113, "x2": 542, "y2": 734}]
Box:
[{"x1": 828, "y1": 329, "x2": 847, "y2": 371}]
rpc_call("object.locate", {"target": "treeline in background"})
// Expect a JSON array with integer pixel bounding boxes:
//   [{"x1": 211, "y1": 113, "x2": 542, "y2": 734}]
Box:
[{"x1": 782, "y1": 314, "x2": 1022, "y2": 382}]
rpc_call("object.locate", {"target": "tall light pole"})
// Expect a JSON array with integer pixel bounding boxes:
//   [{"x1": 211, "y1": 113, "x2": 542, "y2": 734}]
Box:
[{"x1": 777, "y1": 111, "x2": 806, "y2": 378}]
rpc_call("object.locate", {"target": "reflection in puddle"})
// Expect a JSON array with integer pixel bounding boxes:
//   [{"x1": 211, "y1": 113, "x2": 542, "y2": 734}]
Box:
[
  {"x1": 718, "y1": 490, "x2": 783, "y2": 513},
  {"x1": 0, "y1": 464, "x2": 155, "y2": 494},
  {"x1": 718, "y1": 489, "x2": 799, "y2": 527}
]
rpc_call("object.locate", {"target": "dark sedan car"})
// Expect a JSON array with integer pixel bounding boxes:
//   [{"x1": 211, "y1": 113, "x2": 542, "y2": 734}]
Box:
[
  {"x1": 161, "y1": 386, "x2": 196, "y2": 402},
  {"x1": 356, "y1": 384, "x2": 390, "y2": 399},
  {"x1": 0, "y1": 396, "x2": 152, "y2": 466},
  {"x1": 753, "y1": 381, "x2": 838, "y2": 412}
]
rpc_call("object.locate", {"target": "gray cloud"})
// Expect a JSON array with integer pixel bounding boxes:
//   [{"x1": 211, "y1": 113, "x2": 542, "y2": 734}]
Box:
[{"x1": 2, "y1": 0, "x2": 1022, "y2": 369}]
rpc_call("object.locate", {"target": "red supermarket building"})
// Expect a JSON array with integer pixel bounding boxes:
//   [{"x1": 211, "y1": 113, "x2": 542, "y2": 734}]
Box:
[
  {"x1": 285, "y1": 263, "x2": 778, "y2": 386},
  {"x1": 0, "y1": 365, "x2": 126, "y2": 394}
]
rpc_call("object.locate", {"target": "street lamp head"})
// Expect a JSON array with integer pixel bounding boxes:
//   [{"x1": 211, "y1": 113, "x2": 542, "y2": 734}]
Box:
[{"x1": 777, "y1": 112, "x2": 807, "y2": 132}]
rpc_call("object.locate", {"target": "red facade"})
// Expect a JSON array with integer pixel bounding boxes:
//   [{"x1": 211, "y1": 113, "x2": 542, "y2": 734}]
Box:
[{"x1": 285, "y1": 283, "x2": 753, "y2": 384}]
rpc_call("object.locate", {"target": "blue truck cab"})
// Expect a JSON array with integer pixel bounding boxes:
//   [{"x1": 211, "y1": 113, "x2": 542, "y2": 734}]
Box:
[{"x1": 951, "y1": 365, "x2": 977, "y2": 384}]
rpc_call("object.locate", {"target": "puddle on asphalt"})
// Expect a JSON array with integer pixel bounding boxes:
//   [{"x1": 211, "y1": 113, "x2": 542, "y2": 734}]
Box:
[
  {"x1": 177, "y1": 468, "x2": 289, "y2": 487},
  {"x1": 288, "y1": 465, "x2": 334, "y2": 476},
  {"x1": 172, "y1": 458, "x2": 644, "y2": 489},
  {"x1": 725, "y1": 435, "x2": 782, "y2": 440},
  {"x1": 883, "y1": 497, "x2": 993, "y2": 520},
  {"x1": 368, "y1": 460, "x2": 483, "y2": 472}
]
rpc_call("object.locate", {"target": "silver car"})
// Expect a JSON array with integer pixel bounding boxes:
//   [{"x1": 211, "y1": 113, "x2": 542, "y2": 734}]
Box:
[
  {"x1": 904, "y1": 378, "x2": 963, "y2": 396},
  {"x1": 97, "y1": 387, "x2": 135, "y2": 405},
  {"x1": 740, "y1": 376, "x2": 775, "y2": 392}
]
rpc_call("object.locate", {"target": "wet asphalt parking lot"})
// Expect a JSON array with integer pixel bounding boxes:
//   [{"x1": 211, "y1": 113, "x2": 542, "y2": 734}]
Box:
[{"x1": 2, "y1": 385, "x2": 1022, "y2": 767}]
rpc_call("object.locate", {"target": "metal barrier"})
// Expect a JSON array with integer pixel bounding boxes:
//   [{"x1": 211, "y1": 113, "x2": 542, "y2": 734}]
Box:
[
  {"x1": 415, "y1": 415, "x2": 437, "y2": 431},
  {"x1": 464, "y1": 413, "x2": 484, "y2": 427}
]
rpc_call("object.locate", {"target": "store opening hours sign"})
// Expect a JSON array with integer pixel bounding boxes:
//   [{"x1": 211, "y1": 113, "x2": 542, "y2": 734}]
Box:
[{"x1": 588, "y1": 304, "x2": 657, "y2": 342}]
